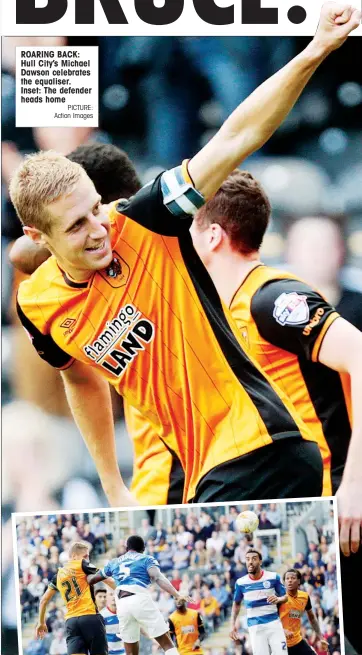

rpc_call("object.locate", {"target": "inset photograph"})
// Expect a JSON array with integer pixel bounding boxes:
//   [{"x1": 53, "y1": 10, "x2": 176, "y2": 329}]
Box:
[{"x1": 14, "y1": 498, "x2": 342, "y2": 655}]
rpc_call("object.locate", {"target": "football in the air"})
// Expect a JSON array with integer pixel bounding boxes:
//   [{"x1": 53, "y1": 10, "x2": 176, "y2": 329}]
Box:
[{"x1": 235, "y1": 511, "x2": 259, "y2": 534}]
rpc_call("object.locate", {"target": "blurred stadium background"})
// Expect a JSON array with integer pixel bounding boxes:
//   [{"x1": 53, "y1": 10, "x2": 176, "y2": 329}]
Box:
[
  {"x1": 2, "y1": 35, "x2": 361, "y2": 653},
  {"x1": 15, "y1": 500, "x2": 340, "y2": 655}
]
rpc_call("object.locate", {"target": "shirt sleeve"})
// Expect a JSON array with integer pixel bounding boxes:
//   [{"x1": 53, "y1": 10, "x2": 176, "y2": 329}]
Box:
[
  {"x1": 81, "y1": 560, "x2": 99, "y2": 575},
  {"x1": 147, "y1": 555, "x2": 161, "y2": 571},
  {"x1": 100, "y1": 560, "x2": 113, "y2": 579},
  {"x1": 251, "y1": 278, "x2": 340, "y2": 362},
  {"x1": 16, "y1": 299, "x2": 74, "y2": 370},
  {"x1": 275, "y1": 574, "x2": 286, "y2": 596},
  {"x1": 168, "y1": 618, "x2": 175, "y2": 637},
  {"x1": 306, "y1": 595, "x2": 312, "y2": 611},
  {"x1": 48, "y1": 574, "x2": 58, "y2": 592},
  {"x1": 116, "y1": 161, "x2": 205, "y2": 237},
  {"x1": 233, "y1": 582, "x2": 244, "y2": 603}
]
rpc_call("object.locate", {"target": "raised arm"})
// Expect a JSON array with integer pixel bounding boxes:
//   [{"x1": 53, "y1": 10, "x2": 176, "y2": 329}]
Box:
[
  {"x1": 188, "y1": 2, "x2": 361, "y2": 199},
  {"x1": 35, "y1": 587, "x2": 57, "y2": 639},
  {"x1": 148, "y1": 566, "x2": 188, "y2": 601},
  {"x1": 61, "y1": 360, "x2": 138, "y2": 508},
  {"x1": 318, "y1": 318, "x2": 362, "y2": 556}
]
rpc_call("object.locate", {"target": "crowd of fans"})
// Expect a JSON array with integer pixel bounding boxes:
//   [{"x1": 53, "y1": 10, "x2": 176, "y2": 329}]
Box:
[{"x1": 17, "y1": 503, "x2": 340, "y2": 655}]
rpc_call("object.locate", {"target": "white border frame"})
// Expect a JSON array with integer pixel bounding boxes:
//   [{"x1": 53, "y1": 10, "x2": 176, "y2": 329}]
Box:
[{"x1": 12, "y1": 495, "x2": 345, "y2": 655}]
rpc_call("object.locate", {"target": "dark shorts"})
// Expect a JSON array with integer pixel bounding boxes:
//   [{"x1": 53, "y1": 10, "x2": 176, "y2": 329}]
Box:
[
  {"x1": 193, "y1": 437, "x2": 323, "y2": 502},
  {"x1": 341, "y1": 547, "x2": 362, "y2": 654},
  {"x1": 288, "y1": 639, "x2": 317, "y2": 654},
  {"x1": 65, "y1": 614, "x2": 108, "y2": 655}
]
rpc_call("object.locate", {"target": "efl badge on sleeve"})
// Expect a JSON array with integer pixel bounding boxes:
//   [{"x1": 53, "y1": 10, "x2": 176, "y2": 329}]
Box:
[{"x1": 273, "y1": 292, "x2": 309, "y2": 327}]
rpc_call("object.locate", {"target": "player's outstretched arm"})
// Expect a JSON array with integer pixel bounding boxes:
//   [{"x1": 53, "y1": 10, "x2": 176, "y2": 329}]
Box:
[
  {"x1": 318, "y1": 318, "x2": 362, "y2": 557},
  {"x1": 188, "y1": 2, "x2": 360, "y2": 200},
  {"x1": 35, "y1": 587, "x2": 56, "y2": 639},
  {"x1": 229, "y1": 601, "x2": 242, "y2": 641},
  {"x1": 306, "y1": 608, "x2": 329, "y2": 651},
  {"x1": 148, "y1": 566, "x2": 189, "y2": 602},
  {"x1": 61, "y1": 361, "x2": 138, "y2": 508}
]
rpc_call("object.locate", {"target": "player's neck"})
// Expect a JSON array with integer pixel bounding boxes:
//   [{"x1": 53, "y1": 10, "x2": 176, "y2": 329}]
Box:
[
  {"x1": 287, "y1": 590, "x2": 298, "y2": 598},
  {"x1": 207, "y1": 250, "x2": 261, "y2": 306},
  {"x1": 56, "y1": 258, "x2": 93, "y2": 283},
  {"x1": 107, "y1": 605, "x2": 116, "y2": 613},
  {"x1": 249, "y1": 569, "x2": 263, "y2": 580}
]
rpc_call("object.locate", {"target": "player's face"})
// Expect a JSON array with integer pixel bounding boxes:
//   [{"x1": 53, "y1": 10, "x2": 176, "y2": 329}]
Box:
[
  {"x1": 96, "y1": 591, "x2": 107, "y2": 609},
  {"x1": 42, "y1": 172, "x2": 113, "y2": 281},
  {"x1": 284, "y1": 572, "x2": 300, "y2": 592},
  {"x1": 245, "y1": 553, "x2": 261, "y2": 575}
]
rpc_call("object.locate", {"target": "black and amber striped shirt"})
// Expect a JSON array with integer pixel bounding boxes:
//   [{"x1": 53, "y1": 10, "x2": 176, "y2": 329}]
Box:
[{"x1": 17, "y1": 165, "x2": 319, "y2": 503}]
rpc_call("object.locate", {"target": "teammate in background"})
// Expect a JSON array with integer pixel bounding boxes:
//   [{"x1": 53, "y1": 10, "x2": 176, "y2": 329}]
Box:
[
  {"x1": 189, "y1": 168, "x2": 362, "y2": 530},
  {"x1": 87, "y1": 535, "x2": 187, "y2": 655},
  {"x1": 169, "y1": 598, "x2": 205, "y2": 654},
  {"x1": 230, "y1": 549, "x2": 287, "y2": 655},
  {"x1": 11, "y1": 3, "x2": 360, "y2": 506},
  {"x1": 279, "y1": 569, "x2": 329, "y2": 653},
  {"x1": 95, "y1": 587, "x2": 108, "y2": 612},
  {"x1": 100, "y1": 589, "x2": 126, "y2": 655},
  {"x1": 35, "y1": 541, "x2": 113, "y2": 655}
]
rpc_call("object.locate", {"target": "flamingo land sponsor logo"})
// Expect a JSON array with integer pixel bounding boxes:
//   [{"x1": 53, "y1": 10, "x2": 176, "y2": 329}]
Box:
[{"x1": 83, "y1": 303, "x2": 155, "y2": 377}]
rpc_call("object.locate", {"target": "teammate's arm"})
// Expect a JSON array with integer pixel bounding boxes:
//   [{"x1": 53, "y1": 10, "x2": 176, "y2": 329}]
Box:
[
  {"x1": 318, "y1": 318, "x2": 362, "y2": 557},
  {"x1": 147, "y1": 565, "x2": 189, "y2": 602},
  {"x1": 35, "y1": 586, "x2": 57, "y2": 639},
  {"x1": 61, "y1": 361, "x2": 138, "y2": 508},
  {"x1": 306, "y1": 606, "x2": 329, "y2": 651},
  {"x1": 188, "y1": 2, "x2": 360, "y2": 199},
  {"x1": 9, "y1": 235, "x2": 50, "y2": 275},
  {"x1": 229, "y1": 600, "x2": 242, "y2": 641}
]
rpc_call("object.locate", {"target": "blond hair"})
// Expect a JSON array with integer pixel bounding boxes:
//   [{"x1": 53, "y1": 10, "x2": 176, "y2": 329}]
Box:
[
  {"x1": 69, "y1": 541, "x2": 90, "y2": 558},
  {"x1": 9, "y1": 150, "x2": 83, "y2": 233}
]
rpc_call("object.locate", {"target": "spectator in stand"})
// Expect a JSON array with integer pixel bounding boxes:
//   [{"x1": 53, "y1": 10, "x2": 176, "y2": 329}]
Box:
[
  {"x1": 322, "y1": 580, "x2": 339, "y2": 612},
  {"x1": 306, "y1": 519, "x2": 321, "y2": 545},
  {"x1": 157, "y1": 543, "x2": 174, "y2": 573},
  {"x1": 190, "y1": 540, "x2": 208, "y2": 569},
  {"x1": 27, "y1": 574, "x2": 45, "y2": 603},
  {"x1": 294, "y1": 552, "x2": 307, "y2": 570},
  {"x1": 200, "y1": 586, "x2": 220, "y2": 632},
  {"x1": 82, "y1": 523, "x2": 96, "y2": 550},
  {"x1": 206, "y1": 546, "x2": 222, "y2": 571},
  {"x1": 158, "y1": 591, "x2": 175, "y2": 619},
  {"x1": 153, "y1": 521, "x2": 168, "y2": 543},
  {"x1": 211, "y1": 578, "x2": 230, "y2": 619},
  {"x1": 90, "y1": 516, "x2": 107, "y2": 554},
  {"x1": 258, "y1": 510, "x2": 274, "y2": 530},
  {"x1": 198, "y1": 513, "x2": 215, "y2": 541},
  {"x1": 325, "y1": 562, "x2": 337, "y2": 584},
  {"x1": 254, "y1": 538, "x2": 272, "y2": 567},
  {"x1": 310, "y1": 566, "x2": 325, "y2": 588},
  {"x1": 173, "y1": 542, "x2": 190, "y2": 571},
  {"x1": 234, "y1": 537, "x2": 249, "y2": 565},
  {"x1": 206, "y1": 531, "x2": 225, "y2": 553},
  {"x1": 20, "y1": 580, "x2": 34, "y2": 621},
  {"x1": 49, "y1": 628, "x2": 67, "y2": 655},
  {"x1": 61, "y1": 520, "x2": 77, "y2": 542},
  {"x1": 176, "y1": 524, "x2": 193, "y2": 547},
  {"x1": 266, "y1": 503, "x2": 282, "y2": 528},
  {"x1": 45, "y1": 602, "x2": 60, "y2": 633},
  {"x1": 222, "y1": 533, "x2": 237, "y2": 560},
  {"x1": 170, "y1": 569, "x2": 182, "y2": 592},
  {"x1": 309, "y1": 550, "x2": 324, "y2": 569},
  {"x1": 25, "y1": 638, "x2": 48, "y2": 655}
]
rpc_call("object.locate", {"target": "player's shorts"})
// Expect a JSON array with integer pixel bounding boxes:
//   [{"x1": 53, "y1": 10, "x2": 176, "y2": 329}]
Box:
[
  {"x1": 65, "y1": 614, "x2": 108, "y2": 655},
  {"x1": 116, "y1": 592, "x2": 169, "y2": 643},
  {"x1": 288, "y1": 639, "x2": 317, "y2": 654},
  {"x1": 248, "y1": 619, "x2": 287, "y2": 655}
]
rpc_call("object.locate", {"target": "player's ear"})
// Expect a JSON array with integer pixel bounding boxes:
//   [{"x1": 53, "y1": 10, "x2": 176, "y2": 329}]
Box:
[
  {"x1": 23, "y1": 225, "x2": 47, "y2": 246},
  {"x1": 209, "y1": 223, "x2": 224, "y2": 251}
]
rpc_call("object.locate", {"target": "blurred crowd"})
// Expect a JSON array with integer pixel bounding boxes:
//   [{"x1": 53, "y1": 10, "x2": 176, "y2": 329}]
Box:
[
  {"x1": 16, "y1": 502, "x2": 340, "y2": 655},
  {"x1": 2, "y1": 34, "x2": 361, "y2": 653}
]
